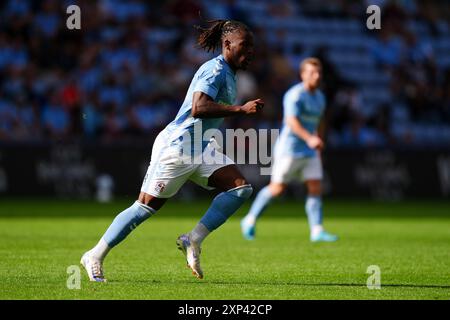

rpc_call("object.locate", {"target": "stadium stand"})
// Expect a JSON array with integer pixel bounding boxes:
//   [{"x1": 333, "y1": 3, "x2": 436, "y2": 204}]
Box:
[{"x1": 0, "y1": 0, "x2": 449, "y2": 147}]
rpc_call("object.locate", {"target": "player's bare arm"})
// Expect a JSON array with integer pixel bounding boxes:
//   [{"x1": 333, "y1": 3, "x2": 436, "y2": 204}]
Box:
[
  {"x1": 317, "y1": 112, "x2": 327, "y2": 141},
  {"x1": 314, "y1": 117, "x2": 327, "y2": 157},
  {"x1": 191, "y1": 91, "x2": 264, "y2": 118},
  {"x1": 317, "y1": 109, "x2": 329, "y2": 150},
  {"x1": 286, "y1": 116, "x2": 323, "y2": 150}
]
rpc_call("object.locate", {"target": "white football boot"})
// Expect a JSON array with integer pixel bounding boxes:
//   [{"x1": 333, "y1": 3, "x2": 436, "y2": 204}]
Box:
[
  {"x1": 80, "y1": 252, "x2": 107, "y2": 282},
  {"x1": 176, "y1": 234, "x2": 203, "y2": 279}
]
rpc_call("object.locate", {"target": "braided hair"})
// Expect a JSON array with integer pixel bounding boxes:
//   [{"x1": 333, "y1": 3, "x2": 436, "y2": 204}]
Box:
[{"x1": 195, "y1": 19, "x2": 250, "y2": 52}]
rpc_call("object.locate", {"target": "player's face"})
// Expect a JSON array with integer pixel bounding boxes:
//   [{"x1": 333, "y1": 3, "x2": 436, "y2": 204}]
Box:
[
  {"x1": 301, "y1": 64, "x2": 321, "y2": 90},
  {"x1": 225, "y1": 30, "x2": 254, "y2": 70}
]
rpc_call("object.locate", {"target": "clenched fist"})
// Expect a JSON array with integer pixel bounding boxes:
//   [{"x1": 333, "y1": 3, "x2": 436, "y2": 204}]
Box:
[
  {"x1": 306, "y1": 135, "x2": 324, "y2": 150},
  {"x1": 240, "y1": 99, "x2": 264, "y2": 115}
]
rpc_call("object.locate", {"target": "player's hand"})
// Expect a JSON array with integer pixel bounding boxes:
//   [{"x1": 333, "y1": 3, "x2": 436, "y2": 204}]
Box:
[
  {"x1": 240, "y1": 99, "x2": 264, "y2": 115},
  {"x1": 306, "y1": 135, "x2": 324, "y2": 150}
]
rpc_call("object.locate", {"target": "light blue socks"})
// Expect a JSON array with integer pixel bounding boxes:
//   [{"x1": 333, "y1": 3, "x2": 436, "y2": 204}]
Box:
[
  {"x1": 93, "y1": 185, "x2": 252, "y2": 260},
  {"x1": 306, "y1": 196, "x2": 339, "y2": 241},
  {"x1": 200, "y1": 185, "x2": 253, "y2": 231},
  {"x1": 305, "y1": 196, "x2": 323, "y2": 230},
  {"x1": 103, "y1": 201, "x2": 156, "y2": 247},
  {"x1": 245, "y1": 186, "x2": 273, "y2": 222}
]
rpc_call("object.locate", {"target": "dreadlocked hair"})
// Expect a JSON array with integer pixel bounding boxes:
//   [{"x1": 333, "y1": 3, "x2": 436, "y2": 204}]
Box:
[{"x1": 195, "y1": 19, "x2": 250, "y2": 52}]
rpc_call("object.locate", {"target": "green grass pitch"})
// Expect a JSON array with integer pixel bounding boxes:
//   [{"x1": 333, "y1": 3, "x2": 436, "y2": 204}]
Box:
[{"x1": 0, "y1": 198, "x2": 449, "y2": 300}]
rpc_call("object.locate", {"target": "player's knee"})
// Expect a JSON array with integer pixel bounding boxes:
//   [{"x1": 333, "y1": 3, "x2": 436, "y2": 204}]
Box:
[
  {"x1": 308, "y1": 189, "x2": 321, "y2": 197},
  {"x1": 227, "y1": 184, "x2": 253, "y2": 199},
  {"x1": 137, "y1": 192, "x2": 167, "y2": 211},
  {"x1": 269, "y1": 184, "x2": 286, "y2": 197},
  {"x1": 306, "y1": 180, "x2": 322, "y2": 196},
  {"x1": 234, "y1": 177, "x2": 248, "y2": 188}
]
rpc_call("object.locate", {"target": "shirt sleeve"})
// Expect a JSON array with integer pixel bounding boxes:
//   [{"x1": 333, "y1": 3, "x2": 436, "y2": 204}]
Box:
[
  {"x1": 283, "y1": 89, "x2": 301, "y2": 118},
  {"x1": 193, "y1": 63, "x2": 225, "y2": 100}
]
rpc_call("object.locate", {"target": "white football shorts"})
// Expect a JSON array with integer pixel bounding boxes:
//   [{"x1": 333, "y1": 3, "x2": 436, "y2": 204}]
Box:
[
  {"x1": 141, "y1": 132, "x2": 234, "y2": 198},
  {"x1": 270, "y1": 154, "x2": 323, "y2": 184}
]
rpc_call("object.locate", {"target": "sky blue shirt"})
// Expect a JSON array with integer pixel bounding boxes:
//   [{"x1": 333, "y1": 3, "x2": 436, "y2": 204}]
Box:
[
  {"x1": 162, "y1": 54, "x2": 237, "y2": 154},
  {"x1": 274, "y1": 82, "x2": 326, "y2": 158}
]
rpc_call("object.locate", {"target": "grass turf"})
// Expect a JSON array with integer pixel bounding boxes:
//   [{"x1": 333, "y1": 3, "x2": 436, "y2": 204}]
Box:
[{"x1": 0, "y1": 199, "x2": 449, "y2": 300}]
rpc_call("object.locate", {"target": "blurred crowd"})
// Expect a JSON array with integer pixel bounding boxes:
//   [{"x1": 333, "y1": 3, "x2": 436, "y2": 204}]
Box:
[{"x1": 0, "y1": 0, "x2": 449, "y2": 148}]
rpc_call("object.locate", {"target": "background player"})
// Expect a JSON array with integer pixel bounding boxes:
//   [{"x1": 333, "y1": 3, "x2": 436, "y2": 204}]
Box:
[
  {"x1": 241, "y1": 57, "x2": 338, "y2": 243},
  {"x1": 80, "y1": 19, "x2": 264, "y2": 281}
]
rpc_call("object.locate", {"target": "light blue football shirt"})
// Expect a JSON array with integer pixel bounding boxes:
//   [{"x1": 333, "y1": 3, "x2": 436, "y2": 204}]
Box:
[
  {"x1": 274, "y1": 82, "x2": 326, "y2": 158},
  {"x1": 162, "y1": 54, "x2": 237, "y2": 154}
]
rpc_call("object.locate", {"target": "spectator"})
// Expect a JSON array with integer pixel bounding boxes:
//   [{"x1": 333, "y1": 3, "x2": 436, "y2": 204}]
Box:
[
  {"x1": 41, "y1": 95, "x2": 71, "y2": 139},
  {"x1": 370, "y1": 28, "x2": 404, "y2": 68}
]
